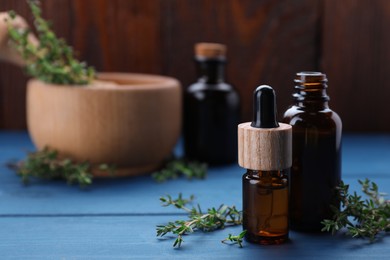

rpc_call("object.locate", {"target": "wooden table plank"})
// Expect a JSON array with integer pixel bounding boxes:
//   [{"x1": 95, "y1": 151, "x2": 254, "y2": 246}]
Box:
[
  {"x1": 343, "y1": 134, "x2": 390, "y2": 177},
  {"x1": 1, "y1": 132, "x2": 390, "y2": 215},
  {"x1": 0, "y1": 215, "x2": 389, "y2": 259},
  {"x1": 1, "y1": 131, "x2": 390, "y2": 258}
]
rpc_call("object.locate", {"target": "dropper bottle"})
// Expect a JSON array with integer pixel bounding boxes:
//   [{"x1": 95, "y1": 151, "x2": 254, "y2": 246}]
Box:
[{"x1": 238, "y1": 85, "x2": 292, "y2": 244}]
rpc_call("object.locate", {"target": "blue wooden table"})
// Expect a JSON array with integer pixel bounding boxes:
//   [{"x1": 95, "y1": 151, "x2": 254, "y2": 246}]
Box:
[{"x1": 1, "y1": 131, "x2": 390, "y2": 259}]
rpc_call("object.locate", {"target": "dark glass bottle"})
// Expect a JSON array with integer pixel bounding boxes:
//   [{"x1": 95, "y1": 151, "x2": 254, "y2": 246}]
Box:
[
  {"x1": 238, "y1": 86, "x2": 292, "y2": 245},
  {"x1": 283, "y1": 72, "x2": 342, "y2": 232},
  {"x1": 243, "y1": 169, "x2": 289, "y2": 244},
  {"x1": 183, "y1": 43, "x2": 240, "y2": 165}
]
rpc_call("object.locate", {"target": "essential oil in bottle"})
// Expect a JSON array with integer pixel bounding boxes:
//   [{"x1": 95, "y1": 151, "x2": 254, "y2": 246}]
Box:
[
  {"x1": 238, "y1": 85, "x2": 292, "y2": 244},
  {"x1": 183, "y1": 42, "x2": 240, "y2": 165},
  {"x1": 283, "y1": 71, "x2": 342, "y2": 232}
]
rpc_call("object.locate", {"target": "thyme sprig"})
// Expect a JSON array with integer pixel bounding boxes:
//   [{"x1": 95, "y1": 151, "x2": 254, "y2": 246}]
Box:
[
  {"x1": 221, "y1": 230, "x2": 247, "y2": 248},
  {"x1": 6, "y1": 0, "x2": 95, "y2": 85},
  {"x1": 15, "y1": 147, "x2": 115, "y2": 188},
  {"x1": 156, "y1": 193, "x2": 243, "y2": 248},
  {"x1": 322, "y1": 179, "x2": 390, "y2": 241},
  {"x1": 152, "y1": 159, "x2": 207, "y2": 182}
]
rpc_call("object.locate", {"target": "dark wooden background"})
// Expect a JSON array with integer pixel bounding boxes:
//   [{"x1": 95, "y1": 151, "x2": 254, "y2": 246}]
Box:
[{"x1": 0, "y1": 0, "x2": 389, "y2": 132}]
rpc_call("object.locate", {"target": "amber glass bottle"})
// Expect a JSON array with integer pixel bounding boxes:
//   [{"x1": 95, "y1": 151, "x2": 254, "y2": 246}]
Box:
[
  {"x1": 243, "y1": 169, "x2": 289, "y2": 244},
  {"x1": 238, "y1": 86, "x2": 292, "y2": 244},
  {"x1": 183, "y1": 43, "x2": 240, "y2": 165},
  {"x1": 283, "y1": 72, "x2": 342, "y2": 232}
]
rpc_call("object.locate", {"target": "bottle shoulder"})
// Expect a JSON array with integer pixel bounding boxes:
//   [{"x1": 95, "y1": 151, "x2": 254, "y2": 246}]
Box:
[
  {"x1": 283, "y1": 105, "x2": 342, "y2": 128},
  {"x1": 243, "y1": 171, "x2": 288, "y2": 187},
  {"x1": 186, "y1": 82, "x2": 237, "y2": 93},
  {"x1": 185, "y1": 82, "x2": 240, "y2": 104}
]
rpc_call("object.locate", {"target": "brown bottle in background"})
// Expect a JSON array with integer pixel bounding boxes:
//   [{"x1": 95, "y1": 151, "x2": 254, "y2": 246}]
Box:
[
  {"x1": 283, "y1": 71, "x2": 342, "y2": 232},
  {"x1": 183, "y1": 43, "x2": 240, "y2": 165}
]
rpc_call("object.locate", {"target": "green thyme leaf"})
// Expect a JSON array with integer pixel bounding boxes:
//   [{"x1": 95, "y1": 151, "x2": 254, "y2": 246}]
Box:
[
  {"x1": 14, "y1": 147, "x2": 115, "y2": 188},
  {"x1": 221, "y1": 230, "x2": 247, "y2": 248},
  {"x1": 152, "y1": 159, "x2": 207, "y2": 182},
  {"x1": 322, "y1": 179, "x2": 390, "y2": 241},
  {"x1": 156, "y1": 194, "x2": 242, "y2": 248},
  {"x1": 6, "y1": 0, "x2": 95, "y2": 85}
]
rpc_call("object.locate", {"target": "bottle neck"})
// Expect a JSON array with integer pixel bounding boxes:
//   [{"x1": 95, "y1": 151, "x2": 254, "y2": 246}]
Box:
[
  {"x1": 293, "y1": 72, "x2": 330, "y2": 110},
  {"x1": 195, "y1": 57, "x2": 225, "y2": 84},
  {"x1": 246, "y1": 169, "x2": 281, "y2": 177}
]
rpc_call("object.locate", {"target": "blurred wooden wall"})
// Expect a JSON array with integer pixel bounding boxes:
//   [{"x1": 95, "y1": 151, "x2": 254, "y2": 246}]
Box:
[{"x1": 0, "y1": 0, "x2": 389, "y2": 132}]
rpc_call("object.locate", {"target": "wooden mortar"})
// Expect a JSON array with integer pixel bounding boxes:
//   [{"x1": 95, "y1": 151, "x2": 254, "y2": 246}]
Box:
[
  {"x1": 1, "y1": 12, "x2": 182, "y2": 177},
  {"x1": 27, "y1": 73, "x2": 181, "y2": 177}
]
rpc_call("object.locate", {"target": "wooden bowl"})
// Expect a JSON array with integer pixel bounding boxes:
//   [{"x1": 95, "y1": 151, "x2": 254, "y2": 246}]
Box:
[{"x1": 27, "y1": 72, "x2": 181, "y2": 177}]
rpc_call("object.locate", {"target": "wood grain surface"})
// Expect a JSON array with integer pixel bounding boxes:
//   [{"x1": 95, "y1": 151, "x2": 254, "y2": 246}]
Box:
[
  {"x1": 238, "y1": 122, "x2": 292, "y2": 170},
  {"x1": 0, "y1": 0, "x2": 388, "y2": 131},
  {"x1": 160, "y1": 0, "x2": 321, "y2": 126},
  {"x1": 26, "y1": 73, "x2": 181, "y2": 176},
  {"x1": 1, "y1": 131, "x2": 390, "y2": 258},
  {"x1": 322, "y1": 0, "x2": 390, "y2": 132}
]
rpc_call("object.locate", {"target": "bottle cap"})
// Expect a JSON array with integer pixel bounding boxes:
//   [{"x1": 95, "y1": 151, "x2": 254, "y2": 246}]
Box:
[
  {"x1": 195, "y1": 42, "x2": 226, "y2": 58},
  {"x1": 238, "y1": 85, "x2": 292, "y2": 171}
]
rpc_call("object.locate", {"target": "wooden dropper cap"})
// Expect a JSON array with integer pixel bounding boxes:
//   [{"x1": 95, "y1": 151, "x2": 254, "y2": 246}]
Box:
[
  {"x1": 238, "y1": 85, "x2": 292, "y2": 171},
  {"x1": 195, "y1": 42, "x2": 226, "y2": 58}
]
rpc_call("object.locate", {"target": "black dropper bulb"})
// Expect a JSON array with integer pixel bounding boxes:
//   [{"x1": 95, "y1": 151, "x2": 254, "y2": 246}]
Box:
[{"x1": 251, "y1": 85, "x2": 279, "y2": 128}]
